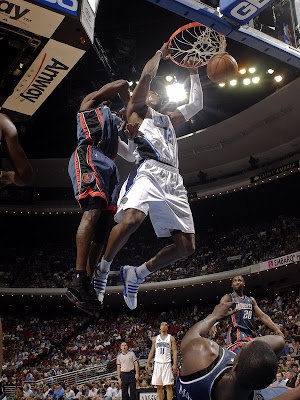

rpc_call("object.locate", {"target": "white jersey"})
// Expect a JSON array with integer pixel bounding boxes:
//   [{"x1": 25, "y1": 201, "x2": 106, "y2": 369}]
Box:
[
  {"x1": 154, "y1": 334, "x2": 172, "y2": 363},
  {"x1": 135, "y1": 107, "x2": 178, "y2": 168}
]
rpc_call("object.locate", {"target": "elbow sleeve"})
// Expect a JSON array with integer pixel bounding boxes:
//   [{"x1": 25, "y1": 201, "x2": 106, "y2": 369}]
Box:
[{"x1": 177, "y1": 74, "x2": 203, "y2": 121}]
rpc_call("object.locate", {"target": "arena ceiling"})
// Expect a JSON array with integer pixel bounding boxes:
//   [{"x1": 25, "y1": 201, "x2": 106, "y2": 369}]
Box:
[{"x1": 1, "y1": 0, "x2": 300, "y2": 194}]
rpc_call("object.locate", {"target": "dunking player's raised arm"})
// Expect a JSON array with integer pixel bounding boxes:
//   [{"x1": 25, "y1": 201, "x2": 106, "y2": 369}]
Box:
[
  {"x1": 126, "y1": 43, "x2": 170, "y2": 123},
  {"x1": 168, "y1": 60, "x2": 203, "y2": 127},
  {"x1": 80, "y1": 79, "x2": 130, "y2": 112}
]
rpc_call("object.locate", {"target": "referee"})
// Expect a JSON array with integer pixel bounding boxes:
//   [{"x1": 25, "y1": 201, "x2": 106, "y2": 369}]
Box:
[{"x1": 117, "y1": 342, "x2": 139, "y2": 400}]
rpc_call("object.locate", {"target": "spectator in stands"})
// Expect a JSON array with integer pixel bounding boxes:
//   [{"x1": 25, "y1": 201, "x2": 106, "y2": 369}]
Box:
[
  {"x1": 269, "y1": 372, "x2": 287, "y2": 387},
  {"x1": 53, "y1": 384, "x2": 65, "y2": 399},
  {"x1": 64, "y1": 386, "x2": 75, "y2": 399},
  {"x1": 105, "y1": 382, "x2": 118, "y2": 400},
  {"x1": 285, "y1": 371, "x2": 297, "y2": 388},
  {"x1": 23, "y1": 383, "x2": 33, "y2": 398},
  {"x1": 87, "y1": 383, "x2": 99, "y2": 399}
]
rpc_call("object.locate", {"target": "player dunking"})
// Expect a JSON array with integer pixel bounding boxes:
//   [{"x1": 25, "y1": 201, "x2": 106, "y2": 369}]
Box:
[
  {"x1": 146, "y1": 322, "x2": 177, "y2": 400},
  {"x1": 220, "y1": 275, "x2": 283, "y2": 344},
  {"x1": 67, "y1": 80, "x2": 136, "y2": 311},
  {"x1": 93, "y1": 43, "x2": 203, "y2": 310}
]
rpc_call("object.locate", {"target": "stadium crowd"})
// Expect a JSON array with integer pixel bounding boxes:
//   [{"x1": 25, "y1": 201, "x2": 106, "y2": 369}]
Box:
[
  {"x1": 0, "y1": 215, "x2": 299, "y2": 288},
  {"x1": 1, "y1": 289, "x2": 300, "y2": 398}
]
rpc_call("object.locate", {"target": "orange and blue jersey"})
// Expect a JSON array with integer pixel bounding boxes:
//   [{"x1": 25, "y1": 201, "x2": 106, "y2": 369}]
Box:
[
  {"x1": 68, "y1": 106, "x2": 122, "y2": 210},
  {"x1": 76, "y1": 105, "x2": 121, "y2": 159},
  {"x1": 227, "y1": 293, "x2": 254, "y2": 345}
]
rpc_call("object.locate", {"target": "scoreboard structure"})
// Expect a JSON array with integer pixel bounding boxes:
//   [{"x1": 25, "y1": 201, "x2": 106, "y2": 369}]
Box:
[{"x1": 0, "y1": 0, "x2": 100, "y2": 120}]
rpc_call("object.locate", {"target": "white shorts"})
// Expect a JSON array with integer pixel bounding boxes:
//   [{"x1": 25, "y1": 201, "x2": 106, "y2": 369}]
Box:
[
  {"x1": 151, "y1": 362, "x2": 174, "y2": 386},
  {"x1": 114, "y1": 159, "x2": 195, "y2": 238}
]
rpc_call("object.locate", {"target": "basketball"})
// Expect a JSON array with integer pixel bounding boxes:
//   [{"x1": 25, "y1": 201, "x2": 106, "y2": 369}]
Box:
[{"x1": 206, "y1": 52, "x2": 238, "y2": 83}]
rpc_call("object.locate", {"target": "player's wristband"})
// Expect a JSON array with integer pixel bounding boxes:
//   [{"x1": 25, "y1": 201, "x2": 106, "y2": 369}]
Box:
[{"x1": 156, "y1": 50, "x2": 163, "y2": 57}]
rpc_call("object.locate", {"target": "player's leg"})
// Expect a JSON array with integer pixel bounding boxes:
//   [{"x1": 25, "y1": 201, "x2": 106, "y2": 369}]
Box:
[
  {"x1": 67, "y1": 197, "x2": 105, "y2": 309},
  {"x1": 95, "y1": 208, "x2": 146, "y2": 304},
  {"x1": 121, "y1": 232, "x2": 195, "y2": 310},
  {"x1": 76, "y1": 207, "x2": 101, "y2": 272},
  {"x1": 91, "y1": 210, "x2": 115, "y2": 302},
  {"x1": 165, "y1": 385, "x2": 173, "y2": 400},
  {"x1": 156, "y1": 386, "x2": 164, "y2": 400},
  {"x1": 103, "y1": 208, "x2": 146, "y2": 262},
  {"x1": 145, "y1": 231, "x2": 195, "y2": 272},
  {"x1": 87, "y1": 241, "x2": 104, "y2": 278}
]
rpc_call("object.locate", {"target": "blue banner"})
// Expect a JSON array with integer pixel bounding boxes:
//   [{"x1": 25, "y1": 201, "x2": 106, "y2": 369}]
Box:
[{"x1": 33, "y1": 0, "x2": 78, "y2": 16}]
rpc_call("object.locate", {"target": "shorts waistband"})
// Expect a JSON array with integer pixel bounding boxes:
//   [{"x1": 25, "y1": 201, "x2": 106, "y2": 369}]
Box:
[
  {"x1": 121, "y1": 370, "x2": 135, "y2": 373},
  {"x1": 142, "y1": 159, "x2": 179, "y2": 173}
]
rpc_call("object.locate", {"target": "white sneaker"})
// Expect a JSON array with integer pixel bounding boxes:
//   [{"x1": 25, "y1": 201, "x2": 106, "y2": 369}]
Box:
[
  {"x1": 120, "y1": 265, "x2": 144, "y2": 310},
  {"x1": 93, "y1": 269, "x2": 109, "y2": 303}
]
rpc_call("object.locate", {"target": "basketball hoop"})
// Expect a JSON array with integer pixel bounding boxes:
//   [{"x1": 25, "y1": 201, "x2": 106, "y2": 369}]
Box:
[{"x1": 167, "y1": 22, "x2": 226, "y2": 68}]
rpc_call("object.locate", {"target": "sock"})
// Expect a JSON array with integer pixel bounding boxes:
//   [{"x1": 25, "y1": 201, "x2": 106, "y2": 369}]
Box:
[
  {"x1": 135, "y1": 263, "x2": 151, "y2": 281},
  {"x1": 98, "y1": 258, "x2": 112, "y2": 274}
]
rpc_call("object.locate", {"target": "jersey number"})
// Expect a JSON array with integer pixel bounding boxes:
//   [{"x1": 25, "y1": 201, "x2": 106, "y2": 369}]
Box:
[
  {"x1": 160, "y1": 348, "x2": 165, "y2": 355},
  {"x1": 243, "y1": 310, "x2": 252, "y2": 319},
  {"x1": 163, "y1": 128, "x2": 173, "y2": 145}
]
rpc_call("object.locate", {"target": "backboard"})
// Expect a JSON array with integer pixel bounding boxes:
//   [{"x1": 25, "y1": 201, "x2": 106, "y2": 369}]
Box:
[{"x1": 146, "y1": 0, "x2": 300, "y2": 68}]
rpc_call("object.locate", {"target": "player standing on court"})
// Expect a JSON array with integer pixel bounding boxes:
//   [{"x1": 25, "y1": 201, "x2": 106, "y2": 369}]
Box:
[
  {"x1": 67, "y1": 80, "x2": 137, "y2": 311},
  {"x1": 93, "y1": 43, "x2": 204, "y2": 310},
  {"x1": 219, "y1": 275, "x2": 284, "y2": 344},
  {"x1": 146, "y1": 322, "x2": 177, "y2": 400}
]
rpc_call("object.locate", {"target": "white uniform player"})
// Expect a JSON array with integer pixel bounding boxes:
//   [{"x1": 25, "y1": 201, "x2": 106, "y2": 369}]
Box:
[
  {"x1": 95, "y1": 45, "x2": 203, "y2": 310},
  {"x1": 146, "y1": 322, "x2": 177, "y2": 400},
  {"x1": 115, "y1": 108, "x2": 194, "y2": 238}
]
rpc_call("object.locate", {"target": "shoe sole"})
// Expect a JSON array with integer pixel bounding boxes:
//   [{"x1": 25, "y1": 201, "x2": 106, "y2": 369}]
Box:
[{"x1": 66, "y1": 289, "x2": 103, "y2": 311}]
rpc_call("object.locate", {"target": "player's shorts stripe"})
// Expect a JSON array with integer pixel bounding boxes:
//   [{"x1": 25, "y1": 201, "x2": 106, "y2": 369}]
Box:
[
  {"x1": 80, "y1": 113, "x2": 93, "y2": 144},
  {"x1": 74, "y1": 147, "x2": 81, "y2": 196},
  {"x1": 95, "y1": 108, "x2": 103, "y2": 127},
  {"x1": 87, "y1": 145, "x2": 108, "y2": 204}
]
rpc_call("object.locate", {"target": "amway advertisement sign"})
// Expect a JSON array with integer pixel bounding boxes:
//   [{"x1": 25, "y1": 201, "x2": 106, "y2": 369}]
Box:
[
  {"x1": 2, "y1": 39, "x2": 85, "y2": 116},
  {"x1": 33, "y1": 0, "x2": 78, "y2": 16},
  {"x1": 0, "y1": 0, "x2": 64, "y2": 37},
  {"x1": 259, "y1": 250, "x2": 300, "y2": 271}
]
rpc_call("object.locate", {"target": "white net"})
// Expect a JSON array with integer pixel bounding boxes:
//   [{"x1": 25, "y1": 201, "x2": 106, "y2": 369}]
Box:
[{"x1": 168, "y1": 23, "x2": 227, "y2": 67}]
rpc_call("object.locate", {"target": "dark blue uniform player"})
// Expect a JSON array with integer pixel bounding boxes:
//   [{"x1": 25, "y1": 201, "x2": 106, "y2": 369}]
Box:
[
  {"x1": 220, "y1": 276, "x2": 283, "y2": 345},
  {"x1": 67, "y1": 80, "x2": 136, "y2": 312},
  {"x1": 176, "y1": 301, "x2": 286, "y2": 400}
]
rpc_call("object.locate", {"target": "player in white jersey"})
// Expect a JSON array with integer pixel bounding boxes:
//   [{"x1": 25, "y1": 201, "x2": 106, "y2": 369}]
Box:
[
  {"x1": 93, "y1": 43, "x2": 204, "y2": 309},
  {"x1": 146, "y1": 322, "x2": 177, "y2": 400}
]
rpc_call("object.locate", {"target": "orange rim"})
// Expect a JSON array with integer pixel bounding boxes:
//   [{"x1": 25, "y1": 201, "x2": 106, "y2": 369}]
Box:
[
  {"x1": 167, "y1": 22, "x2": 203, "y2": 47},
  {"x1": 167, "y1": 22, "x2": 226, "y2": 68}
]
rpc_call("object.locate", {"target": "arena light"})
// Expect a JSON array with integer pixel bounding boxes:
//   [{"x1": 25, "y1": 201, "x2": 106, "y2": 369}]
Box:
[
  {"x1": 243, "y1": 78, "x2": 251, "y2": 85},
  {"x1": 166, "y1": 82, "x2": 187, "y2": 102},
  {"x1": 239, "y1": 68, "x2": 246, "y2": 74},
  {"x1": 248, "y1": 67, "x2": 256, "y2": 73},
  {"x1": 218, "y1": 82, "x2": 225, "y2": 87},
  {"x1": 128, "y1": 81, "x2": 133, "y2": 86},
  {"x1": 252, "y1": 76, "x2": 260, "y2": 84},
  {"x1": 165, "y1": 75, "x2": 174, "y2": 82},
  {"x1": 229, "y1": 79, "x2": 237, "y2": 86},
  {"x1": 274, "y1": 75, "x2": 283, "y2": 82},
  {"x1": 267, "y1": 69, "x2": 274, "y2": 74}
]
